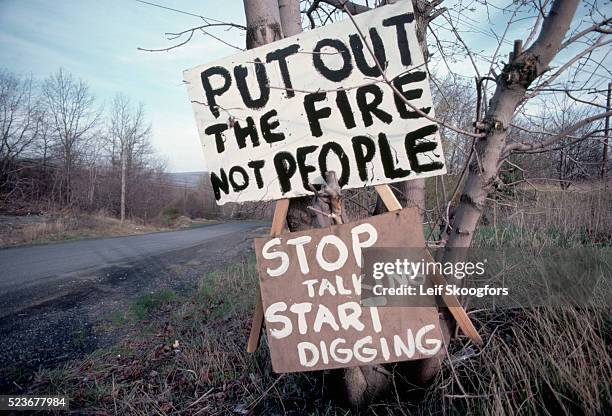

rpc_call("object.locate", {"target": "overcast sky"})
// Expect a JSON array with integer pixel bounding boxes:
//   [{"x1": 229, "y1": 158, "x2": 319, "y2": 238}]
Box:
[
  {"x1": 1, "y1": 0, "x2": 608, "y2": 172},
  {"x1": 0, "y1": 0, "x2": 247, "y2": 172}
]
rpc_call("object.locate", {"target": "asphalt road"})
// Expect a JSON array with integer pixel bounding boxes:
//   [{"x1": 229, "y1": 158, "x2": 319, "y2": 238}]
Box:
[
  {"x1": 0, "y1": 221, "x2": 264, "y2": 291},
  {"x1": 0, "y1": 220, "x2": 267, "y2": 392}
]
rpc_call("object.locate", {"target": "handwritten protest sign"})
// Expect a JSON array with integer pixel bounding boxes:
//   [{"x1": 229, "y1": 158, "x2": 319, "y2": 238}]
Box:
[
  {"x1": 184, "y1": 1, "x2": 446, "y2": 204},
  {"x1": 254, "y1": 208, "x2": 443, "y2": 373}
]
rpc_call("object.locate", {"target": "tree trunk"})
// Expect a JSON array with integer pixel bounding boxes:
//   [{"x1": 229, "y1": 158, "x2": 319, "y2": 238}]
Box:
[
  {"x1": 279, "y1": 0, "x2": 440, "y2": 406},
  {"x1": 444, "y1": 0, "x2": 579, "y2": 251},
  {"x1": 601, "y1": 82, "x2": 611, "y2": 180},
  {"x1": 120, "y1": 143, "x2": 126, "y2": 223},
  {"x1": 278, "y1": 0, "x2": 301, "y2": 36},
  {"x1": 398, "y1": 0, "x2": 580, "y2": 384},
  {"x1": 243, "y1": 0, "x2": 283, "y2": 49}
]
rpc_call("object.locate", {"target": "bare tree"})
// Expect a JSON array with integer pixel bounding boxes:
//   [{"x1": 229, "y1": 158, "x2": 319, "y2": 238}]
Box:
[
  {"x1": 42, "y1": 69, "x2": 99, "y2": 205},
  {"x1": 108, "y1": 93, "x2": 152, "y2": 222},
  {"x1": 0, "y1": 70, "x2": 41, "y2": 195},
  {"x1": 280, "y1": 0, "x2": 612, "y2": 400},
  {"x1": 141, "y1": 0, "x2": 612, "y2": 406}
]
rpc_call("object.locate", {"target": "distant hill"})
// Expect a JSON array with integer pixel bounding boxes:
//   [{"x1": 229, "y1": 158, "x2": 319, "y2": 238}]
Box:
[{"x1": 167, "y1": 171, "x2": 208, "y2": 188}]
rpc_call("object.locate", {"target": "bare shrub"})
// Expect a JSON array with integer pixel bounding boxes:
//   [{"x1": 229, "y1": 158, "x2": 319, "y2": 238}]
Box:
[
  {"x1": 419, "y1": 306, "x2": 611, "y2": 415},
  {"x1": 480, "y1": 185, "x2": 612, "y2": 247}
]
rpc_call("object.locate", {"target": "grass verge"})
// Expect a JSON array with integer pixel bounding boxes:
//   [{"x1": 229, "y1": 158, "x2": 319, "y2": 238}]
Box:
[
  {"x1": 0, "y1": 212, "x2": 217, "y2": 248},
  {"x1": 28, "y1": 253, "x2": 611, "y2": 415}
]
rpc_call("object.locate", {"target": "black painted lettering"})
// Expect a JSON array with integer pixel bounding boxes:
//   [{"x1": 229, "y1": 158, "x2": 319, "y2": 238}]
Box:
[
  {"x1": 304, "y1": 92, "x2": 331, "y2": 137},
  {"x1": 336, "y1": 89, "x2": 356, "y2": 129},
  {"x1": 210, "y1": 169, "x2": 229, "y2": 201},
  {"x1": 233, "y1": 117, "x2": 259, "y2": 148},
  {"x1": 200, "y1": 66, "x2": 232, "y2": 118},
  {"x1": 274, "y1": 151, "x2": 297, "y2": 193},
  {"x1": 229, "y1": 166, "x2": 249, "y2": 191},
  {"x1": 356, "y1": 84, "x2": 393, "y2": 127},
  {"x1": 382, "y1": 13, "x2": 415, "y2": 66},
  {"x1": 378, "y1": 132, "x2": 410, "y2": 179},
  {"x1": 352, "y1": 135, "x2": 376, "y2": 181},
  {"x1": 392, "y1": 71, "x2": 426, "y2": 117},
  {"x1": 318, "y1": 142, "x2": 350, "y2": 186},
  {"x1": 234, "y1": 58, "x2": 270, "y2": 109},
  {"x1": 266, "y1": 44, "x2": 300, "y2": 98},
  {"x1": 248, "y1": 160, "x2": 265, "y2": 189},
  {"x1": 405, "y1": 124, "x2": 444, "y2": 173},
  {"x1": 260, "y1": 109, "x2": 285, "y2": 143},
  {"x1": 205, "y1": 123, "x2": 229, "y2": 153},
  {"x1": 296, "y1": 145, "x2": 318, "y2": 190},
  {"x1": 349, "y1": 28, "x2": 387, "y2": 77},
  {"x1": 312, "y1": 38, "x2": 353, "y2": 82}
]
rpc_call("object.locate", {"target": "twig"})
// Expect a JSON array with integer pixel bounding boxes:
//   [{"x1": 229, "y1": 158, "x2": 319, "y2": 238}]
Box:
[
  {"x1": 246, "y1": 374, "x2": 286, "y2": 411},
  {"x1": 504, "y1": 110, "x2": 612, "y2": 153},
  {"x1": 342, "y1": 5, "x2": 484, "y2": 139},
  {"x1": 184, "y1": 387, "x2": 215, "y2": 410}
]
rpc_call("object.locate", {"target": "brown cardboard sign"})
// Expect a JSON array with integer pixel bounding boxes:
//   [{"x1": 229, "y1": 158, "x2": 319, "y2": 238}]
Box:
[{"x1": 254, "y1": 208, "x2": 443, "y2": 373}]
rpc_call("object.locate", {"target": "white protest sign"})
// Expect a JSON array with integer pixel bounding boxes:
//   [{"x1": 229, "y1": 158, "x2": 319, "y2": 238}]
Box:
[{"x1": 184, "y1": 1, "x2": 446, "y2": 205}]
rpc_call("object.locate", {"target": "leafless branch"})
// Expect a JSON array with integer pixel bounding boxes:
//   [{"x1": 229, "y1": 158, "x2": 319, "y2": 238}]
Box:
[
  {"x1": 505, "y1": 110, "x2": 612, "y2": 153},
  {"x1": 138, "y1": 22, "x2": 245, "y2": 53},
  {"x1": 560, "y1": 17, "x2": 612, "y2": 49},
  {"x1": 525, "y1": 36, "x2": 612, "y2": 100},
  {"x1": 564, "y1": 90, "x2": 607, "y2": 109},
  {"x1": 342, "y1": 4, "x2": 484, "y2": 139}
]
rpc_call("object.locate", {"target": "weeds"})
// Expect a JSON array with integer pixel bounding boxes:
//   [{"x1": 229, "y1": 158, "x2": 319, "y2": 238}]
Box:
[
  {"x1": 1, "y1": 211, "x2": 163, "y2": 247},
  {"x1": 30, "y1": 257, "x2": 331, "y2": 414},
  {"x1": 0, "y1": 210, "x2": 216, "y2": 247},
  {"x1": 29, "y1": 251, "x2": 611, "y2": 415},
  {"x1": 26, "y1": 188, "x2": 612, "y2": 414},
  {"x1": 130, "y1": 288, "x2": 177, "y2": 320},
  {"x1": 419, "y1": 306, "x2": 612, "y2": 415}
]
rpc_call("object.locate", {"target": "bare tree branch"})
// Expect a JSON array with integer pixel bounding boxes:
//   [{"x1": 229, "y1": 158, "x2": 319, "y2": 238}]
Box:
[
  {"x1": 342, "y1": 4, "x2": 484, "y2": 139},
  {"x1": 505, "y1": 110, "x2": 612, "y2": 153},
  {"x1": 525, "y1": 36, "x2": 612, "y2": 99}
]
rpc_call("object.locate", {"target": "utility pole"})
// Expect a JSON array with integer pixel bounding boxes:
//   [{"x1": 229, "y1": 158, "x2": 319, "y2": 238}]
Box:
[{"x1": 602, "y1": 82, "x2": 611, "y2": 181}]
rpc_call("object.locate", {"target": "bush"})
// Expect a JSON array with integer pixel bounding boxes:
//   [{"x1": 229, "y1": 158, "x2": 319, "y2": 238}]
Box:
[{"x1": 160, "y1": 206, "x2": 180, "y2": 225}]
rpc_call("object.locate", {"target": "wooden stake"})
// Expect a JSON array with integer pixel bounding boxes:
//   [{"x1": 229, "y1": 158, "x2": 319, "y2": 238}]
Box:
[
  {"x1": 246, "y1": 198, "x2": 289, "y2": 353},
  {"x1": 375, "y1": 185, "x2": 483, "y2": 345}
]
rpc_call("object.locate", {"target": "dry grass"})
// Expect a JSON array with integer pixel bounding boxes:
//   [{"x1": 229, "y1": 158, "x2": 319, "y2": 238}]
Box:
[
  {"x1": 28, "y1": 252, "x2": 611, "y2": 415},
  {"x1": 456, "y1": 186, "x2": 612, "y2": 250},
  {"x1": 0, "y1": 211, "x2": 217, "y2": 247},
  {"x1": 30, "y1": 257, "x2": 332, "y2": 415},
  {"x1": 0, "y1": 212, "x2": 160, "y2": 247},
  {"x1": 419, "y1": 306, "x2": 611, "y2": 416},
  {"x1": 24, "y1": 187, "x2": 612, "y2": 414}
]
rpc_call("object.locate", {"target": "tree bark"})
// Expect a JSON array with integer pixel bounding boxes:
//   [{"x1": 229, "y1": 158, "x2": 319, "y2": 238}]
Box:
[
  {"x1": 243, "y1": 0, "x2": 284, "y2": 49},
  {"x1": 399, "y1": 0, "x2": 581, "y2": 384},
  {"x1": 444, "y1": 0, "x2": 579, "y2": 251},
  {"x1": 278, "y1": 0, "x2": 301, "y2": 36},
  {"x1": 601, "y1": 82, "x2": 611, "y2": 180}
]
